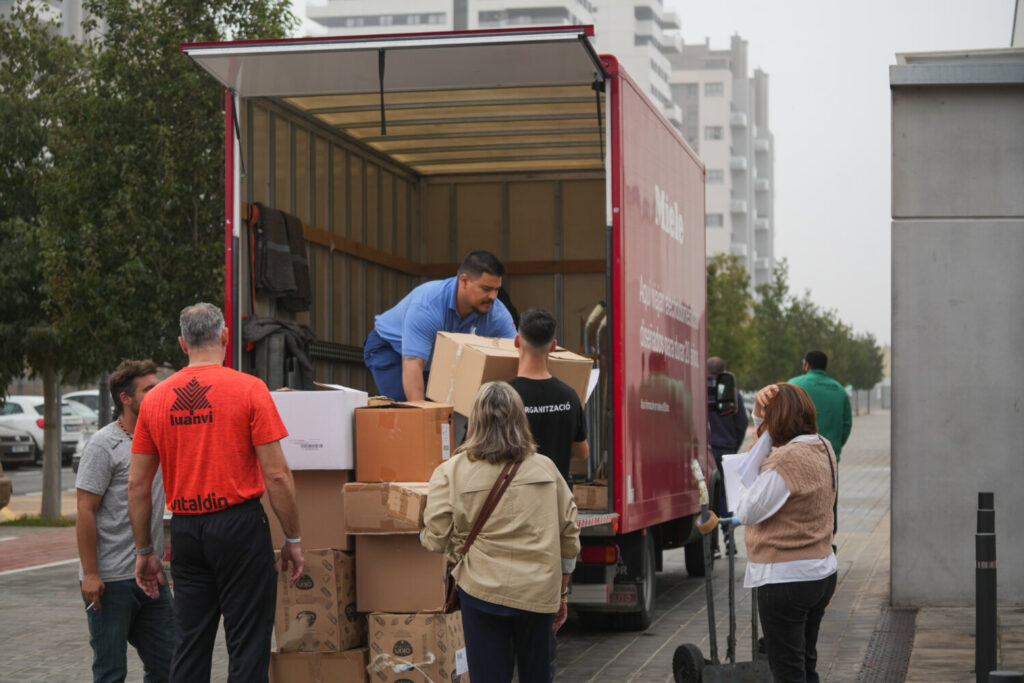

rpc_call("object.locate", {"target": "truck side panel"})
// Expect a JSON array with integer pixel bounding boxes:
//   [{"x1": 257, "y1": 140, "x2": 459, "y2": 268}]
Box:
[{"x1": 608, "y1": 60, "x2": 709, "y2": 535}]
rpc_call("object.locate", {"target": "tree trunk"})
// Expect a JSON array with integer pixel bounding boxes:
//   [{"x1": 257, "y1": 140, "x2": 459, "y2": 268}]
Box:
[{"x1": 40, "y1": 366, "x2": 62, "y2": 520}]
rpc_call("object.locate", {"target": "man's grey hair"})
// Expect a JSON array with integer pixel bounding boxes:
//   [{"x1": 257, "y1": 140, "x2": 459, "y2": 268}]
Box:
[{"x1": 179, "y1": 303, "x2": 225, "y2": 349}]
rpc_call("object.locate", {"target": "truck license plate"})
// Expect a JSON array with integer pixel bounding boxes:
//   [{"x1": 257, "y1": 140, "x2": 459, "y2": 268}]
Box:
[
  {"x1": 610, "y1": 586, "x2": 638, "y2": 605},
  {"x1": 12, "y1": 445, "x2": 29, "y2": 452}
]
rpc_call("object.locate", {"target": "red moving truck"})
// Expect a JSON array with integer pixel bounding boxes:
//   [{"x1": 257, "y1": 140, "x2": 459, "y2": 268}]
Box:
[{"x1": 185, "y1": 25, "x2": 718, "y2": 629}]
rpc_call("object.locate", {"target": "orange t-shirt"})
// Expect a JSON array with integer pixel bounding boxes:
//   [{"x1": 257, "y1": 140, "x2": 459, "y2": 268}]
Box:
[{"x1": 133, "y1": 364, "x2": 287, "y2": 514}]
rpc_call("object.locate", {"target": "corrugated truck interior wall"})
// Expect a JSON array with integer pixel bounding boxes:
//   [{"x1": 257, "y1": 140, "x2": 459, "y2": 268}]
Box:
[{"x1": 242, "y1": 98, "x2": 606, "y2": 393}]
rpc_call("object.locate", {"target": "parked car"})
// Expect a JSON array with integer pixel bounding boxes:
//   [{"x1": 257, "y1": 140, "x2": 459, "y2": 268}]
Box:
[
  {"x1": 0, "y1": 424, "x2": 37, "y2": 468},
  {"x1": 0, "y1": 458, "x2": 11, "y2": 509},
  {"x1": 0, "y1": 395, "x2": 85, "y2": 466},
  {"x1": 64, "y1": 389, "x2": 100, "y2": 412}
]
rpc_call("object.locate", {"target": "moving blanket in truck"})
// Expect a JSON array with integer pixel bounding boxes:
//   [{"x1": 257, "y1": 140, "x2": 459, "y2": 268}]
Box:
[{"x1": 251, "y1": 203, "x2": 311, "y2": 312}]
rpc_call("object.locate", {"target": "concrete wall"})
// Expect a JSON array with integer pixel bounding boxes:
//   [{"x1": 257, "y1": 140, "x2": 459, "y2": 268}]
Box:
[{"x1": 890, "y1": 53, "x2": 1024, "y2": 606}]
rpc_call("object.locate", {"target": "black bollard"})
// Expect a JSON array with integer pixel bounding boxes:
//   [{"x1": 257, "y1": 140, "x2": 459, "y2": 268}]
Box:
[{"x1": 976, "y1": 492, "x2": 997, "y2": 683}]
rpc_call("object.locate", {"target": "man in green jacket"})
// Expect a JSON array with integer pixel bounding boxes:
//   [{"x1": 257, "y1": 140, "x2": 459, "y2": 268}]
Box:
[{"x1": 788, "y1": 350, "x2": 852, "y2": 460}]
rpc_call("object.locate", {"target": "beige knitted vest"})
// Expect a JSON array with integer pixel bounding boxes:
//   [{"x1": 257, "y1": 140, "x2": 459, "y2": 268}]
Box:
[{"x1": 745, "y1": 439, "x2": 836, "y2": 564}]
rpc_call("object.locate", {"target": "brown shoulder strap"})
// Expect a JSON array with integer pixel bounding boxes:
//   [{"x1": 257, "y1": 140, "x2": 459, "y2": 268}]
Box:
[{"x1": 458, "y1": 459, "x2": 523, "y2": 557}]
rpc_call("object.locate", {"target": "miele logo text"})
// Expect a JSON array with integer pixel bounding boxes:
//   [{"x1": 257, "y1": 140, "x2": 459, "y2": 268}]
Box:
[{"x1": 654, "y1": 184, "x2": 684, "y2": 245}]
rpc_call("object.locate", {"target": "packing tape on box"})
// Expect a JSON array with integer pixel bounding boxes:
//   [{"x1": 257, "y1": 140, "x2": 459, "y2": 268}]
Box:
[
  {"x1": 441, "y1": 344, "x2": 464, "y2": 406},
  {"x1": 367, "y1": 652, "x2": 437, "y2": 683}
]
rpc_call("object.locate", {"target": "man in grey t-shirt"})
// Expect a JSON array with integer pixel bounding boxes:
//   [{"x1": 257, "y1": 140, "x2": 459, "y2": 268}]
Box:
[{"x1": 76, "y1": 360, "x2": 172, "y2": 682}]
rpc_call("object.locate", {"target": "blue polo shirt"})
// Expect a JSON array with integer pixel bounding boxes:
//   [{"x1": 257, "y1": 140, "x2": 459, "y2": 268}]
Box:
[{"x1": 373, "y1": 276, "x2": 516, "y2": 369}]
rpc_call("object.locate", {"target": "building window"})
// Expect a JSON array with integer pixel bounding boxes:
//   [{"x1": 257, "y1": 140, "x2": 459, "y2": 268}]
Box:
[
  {"x1": 704, "y1": 82, "x2": 724, "y2": 97},
  {"x1": 706, "y1": 213, "x2": 724, "y2": 227},
  {"x1": 707, "y1": 169, "x2": 724, "y2": 184},
  {"x1": 704, "y1": 126, "x2": 723, "y2": 141}
]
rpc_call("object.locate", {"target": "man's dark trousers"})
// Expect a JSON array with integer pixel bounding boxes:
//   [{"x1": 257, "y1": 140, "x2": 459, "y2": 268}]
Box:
[{"x1": 169, "y1": 498, "x2": 276, "y2": 682}]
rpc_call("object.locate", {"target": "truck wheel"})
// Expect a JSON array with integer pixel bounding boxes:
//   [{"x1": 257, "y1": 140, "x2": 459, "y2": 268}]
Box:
[
  {"x1": 672, "y1": 643, "x2": 704, "y2": 682},
  {"x1": 684, "y1": 537, "x2": 711, "y2": 577},
  {"x1": 615, "y1": 531, "x2": 655, "y2": 631}
]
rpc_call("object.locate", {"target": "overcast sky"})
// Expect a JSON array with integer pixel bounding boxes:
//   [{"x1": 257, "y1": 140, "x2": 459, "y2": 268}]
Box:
[
  {"x1": 666, "y1": 0, "x2": 1016, "y2": 345},
  {"x1": 291, "y1": 0, "x2": 1018, "y2": 345}
]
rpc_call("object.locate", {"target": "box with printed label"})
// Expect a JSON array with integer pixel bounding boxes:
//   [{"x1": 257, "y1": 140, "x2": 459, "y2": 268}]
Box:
[
  {"x1": 343, "y1": 483, "x2": 420, "y2": 534},
  {"x1": 271, "y1": 384, "x2": 368, "y2": 470},
  {"x1": 367, "y1": 612, "x2": 469, "y2": 683},
  {"x1": 263, "y1": 470, "x2": 352, "y2": 550},
  {"x1": 425, "y1": 331, "x2": 593, "y2": 417},
  {"x1": 384, "y1": 483, "x2": 430, "y2": 527},
  {"x1": 355, "y1": 535, "x2": 448, "y2": 613},
  {"x1": 269, "y1": 648, "x2": 368, "y2": 683},
  {"x1": 573, "y1": 484, "x2": 609, "y2": 510},
  {"x1": 274, "y1": 549, "x2": 364, "y2": 652},
  {"x1": 355, "y1": 402, "x2": 453, "y2": 482}
]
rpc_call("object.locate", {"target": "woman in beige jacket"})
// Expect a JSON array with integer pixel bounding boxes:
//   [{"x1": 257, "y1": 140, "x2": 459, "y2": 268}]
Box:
[{"x1": 421, "y1": 381, "x2": 580, "y2": 683}]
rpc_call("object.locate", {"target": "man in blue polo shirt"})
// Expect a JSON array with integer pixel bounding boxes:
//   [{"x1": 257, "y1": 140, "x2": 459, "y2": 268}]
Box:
[{"x1": 364, "y1": 250, "x2": 517, "y2": 401}]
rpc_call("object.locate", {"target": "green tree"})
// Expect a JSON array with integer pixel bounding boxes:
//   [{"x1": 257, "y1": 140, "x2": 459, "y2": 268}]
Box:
[
  {"x1": 706, "y1": 253, "x2": 754, "y2": 379},
  {"x1": 741, "y1": 260, "x2": 885, "y2": 403},
  {"x1": 0, "y1": 3, "x2": 87, "y2": 518},
  {"x1": 746, "y1": 261, "x2": 797, "y2": 388},
  {"x1": 39, "y1": 0, "x2": 298, "y2": 378},
  {"x1": 1, "y1": 0, "x2": 296, "y2": 517}
]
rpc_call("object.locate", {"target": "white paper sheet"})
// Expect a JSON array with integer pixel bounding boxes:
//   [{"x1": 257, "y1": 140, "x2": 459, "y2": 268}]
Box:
[
  {"x1": 721, "y1": 452, "x2": 749, "y2": 514},
  {"x1": 586, "y1": 368, "x2": 600, "y2": 403}
]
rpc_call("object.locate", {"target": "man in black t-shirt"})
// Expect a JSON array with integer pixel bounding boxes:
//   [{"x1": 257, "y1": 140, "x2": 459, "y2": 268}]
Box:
[{"x1": 508, "y1": 308, "x2": 588, "y2": 481}]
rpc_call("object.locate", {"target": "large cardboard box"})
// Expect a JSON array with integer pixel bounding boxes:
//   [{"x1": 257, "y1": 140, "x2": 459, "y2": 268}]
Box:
[
  {"x1": 355, "y1": 535, "x2": 448, "y2": 613},
  {"x1": 271, "y1": 384, "x2": 368, "y2": 470},
  {"x1": 385, "y1": 483, "x2": 430, "y2": 527},
  {"x1": 355, "y1": 402, "x2": 453, "y2": 482},
  {"x1": 263, "y1": 470, "x2": 352, "y2": 551},
  {"x1": 426, "y1": 331, "x2": 593, "y2": 416},
  {"x1": 573, "y1": 484, "x2": 609, "y2": 510},
  {"x1": 269, "y1": 648, "x2": 368, "y2": 683},
  {"x1": 275, "y1": 549, "x2": 364, "y2": 652},
  {"x1": 367, "y1": 612, "x2": 469, "y2": 683},
  {"x1": 344, "y1": 483, "x2": 419, "y2": 534}
]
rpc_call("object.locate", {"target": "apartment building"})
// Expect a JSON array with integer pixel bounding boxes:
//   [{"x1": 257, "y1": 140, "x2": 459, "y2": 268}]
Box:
[
  {"x1": 668, "y1": 35, "x2": 775, "y2": 287},
  {"x1": 305, "y1": 0, "x2": 682, "y2": 127}
]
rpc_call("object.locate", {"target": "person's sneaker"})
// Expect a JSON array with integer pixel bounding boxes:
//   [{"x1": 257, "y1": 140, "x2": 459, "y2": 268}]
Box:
[{"x1": 713, "y1": 548, "x2": 722, "y2": 560}]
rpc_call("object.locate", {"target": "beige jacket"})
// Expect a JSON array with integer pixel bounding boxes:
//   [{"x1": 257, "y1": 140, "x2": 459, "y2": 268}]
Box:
[{"x1": 421, "y1": 451, "x2": 580, "y2": 614}]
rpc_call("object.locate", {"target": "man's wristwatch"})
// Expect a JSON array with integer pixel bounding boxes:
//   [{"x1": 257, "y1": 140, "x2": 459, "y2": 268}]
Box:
[{"x1": 134, "y1": 545, "x2": 154, "y2": 556}]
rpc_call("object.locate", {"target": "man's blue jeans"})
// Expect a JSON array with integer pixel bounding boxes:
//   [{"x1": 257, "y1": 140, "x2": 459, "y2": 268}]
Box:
[
  {"x1": 363, "y1": 329, "x2": 407, "y2": 401},
  {"x1": 84, "y1": 578, "x2": 173, "y2": 683}
]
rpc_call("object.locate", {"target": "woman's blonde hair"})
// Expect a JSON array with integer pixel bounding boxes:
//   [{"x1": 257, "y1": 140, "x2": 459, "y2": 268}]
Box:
[{"x1": 457, "y1": 381, "x2": 536, "y2": 464}]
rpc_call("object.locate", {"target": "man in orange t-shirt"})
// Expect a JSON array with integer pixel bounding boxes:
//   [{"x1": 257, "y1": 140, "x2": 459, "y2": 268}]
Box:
[{"x1": 128, "y1": 303, "x2": 303, "y2": 683}]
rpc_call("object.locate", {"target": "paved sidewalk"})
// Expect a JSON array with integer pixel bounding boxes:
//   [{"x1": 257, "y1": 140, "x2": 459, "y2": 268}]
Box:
[{"x1": 2, "y1": 410, "x2": 1021, "y2": 681}]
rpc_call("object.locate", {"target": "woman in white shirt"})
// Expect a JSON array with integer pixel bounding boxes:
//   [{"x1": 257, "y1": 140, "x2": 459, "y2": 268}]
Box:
[{"x1": 735, "y1": 383, "x2": 838, "y2": 682}]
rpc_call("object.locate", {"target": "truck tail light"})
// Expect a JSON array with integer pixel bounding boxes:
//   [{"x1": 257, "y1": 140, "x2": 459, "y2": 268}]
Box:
[
  {"x1": 36, "y1": 418, "x2": 45, "y2": 429},
  {"x1": 580, "y1": 544, "x2": 619, "y2": 565}
]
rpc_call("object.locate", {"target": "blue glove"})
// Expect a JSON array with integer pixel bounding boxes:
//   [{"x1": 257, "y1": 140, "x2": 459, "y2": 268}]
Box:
[{"x1": 721, "y1": 516, "x2": 742, "y2": 528}]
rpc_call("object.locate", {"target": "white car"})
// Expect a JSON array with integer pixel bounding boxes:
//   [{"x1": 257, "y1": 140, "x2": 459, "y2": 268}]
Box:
[
  {"x1": 0, "y1": 395, "x2": 85, "y2": 466},
  {"x1": 64, "y1": 389, "x2": 100, "y2": 413},
  {"x1": 0, "y1": 424, "x2": 36, "y2": 468}
]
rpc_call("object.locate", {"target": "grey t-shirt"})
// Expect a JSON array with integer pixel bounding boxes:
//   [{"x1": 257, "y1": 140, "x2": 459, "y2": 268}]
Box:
[{"x1": 76, "y1": 422, "x2": 165, "y2": 582}]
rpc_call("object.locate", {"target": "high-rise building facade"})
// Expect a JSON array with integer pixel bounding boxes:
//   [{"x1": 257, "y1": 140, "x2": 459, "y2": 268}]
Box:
[
  {"x1": 668, "y1": 35, "x2": 775, "y2": 287},
  {"x1": 305, "y1": 0, "x2": 682, "y2": 127}
]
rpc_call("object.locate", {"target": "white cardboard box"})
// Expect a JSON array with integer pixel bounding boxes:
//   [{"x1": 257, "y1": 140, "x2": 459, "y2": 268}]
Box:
[{"x1": 271, "y1": 383, "x2": 367, "y2": 470}]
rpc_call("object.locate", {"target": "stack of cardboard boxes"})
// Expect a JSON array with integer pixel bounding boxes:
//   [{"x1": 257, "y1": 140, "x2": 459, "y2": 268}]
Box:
[
  {"x1": 261, "y1": 334, "x2": 594, "y2": 682},
  {"x1": 263, "y1": 385, "x2": 370, "y2": 682},
  {"x1": 263, "y1": 387, "x2": 469, "y2": 683},
  {"x1": 349, "y1": 401, "x2": 469, "y2": 683}
]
